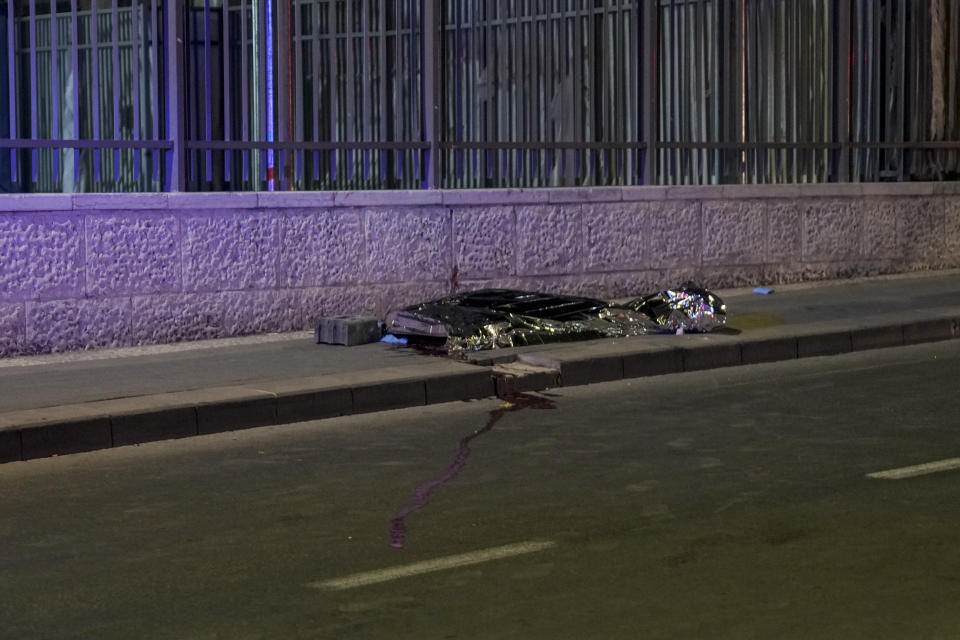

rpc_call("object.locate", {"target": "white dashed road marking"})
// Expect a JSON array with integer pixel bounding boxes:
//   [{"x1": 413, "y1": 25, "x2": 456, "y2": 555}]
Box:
[
  {"x1": 867, "y1": 458, "x2": 960, "y2": 480},
  {"x1": 308, "y1": 540, "x2": 556, "y2": 590}
]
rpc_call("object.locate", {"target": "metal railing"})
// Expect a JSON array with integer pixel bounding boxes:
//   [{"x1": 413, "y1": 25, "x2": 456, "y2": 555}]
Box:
[{"x1": 1, "y1": 0, "x2": 959, "y2": 193}]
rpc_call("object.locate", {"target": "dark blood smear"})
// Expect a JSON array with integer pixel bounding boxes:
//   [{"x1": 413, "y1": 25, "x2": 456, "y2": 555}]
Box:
[{"x1": 389, "y1": 392, "x2": 555, "y2": 549}]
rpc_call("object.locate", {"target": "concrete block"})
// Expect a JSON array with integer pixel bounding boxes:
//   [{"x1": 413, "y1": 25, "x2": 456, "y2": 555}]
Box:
[
  {"x1": 301, "y1": 286, "x2": 379, "y2": 328},
  {"x1": 280, "y1": 209, "x2": 364, "y2": 287},
  {"x1": 622, "y1": 347, "x2": 684, "y2": 378},
  {"x1": 860, "y1": 200, "x2": 900, "y2": 259},
  {"x1": 898, "y1": 199, "x2": 945, "y2": 264},
  {"x1": 0, "y1": 429, "x2": 21, "y2": 463},
  {"x1": 275, "y1": 387, "x2": 353, "y2": 424},
  {"x1": 666, "y1": 185, "x2": 724, "y2": 200},
  {"x1": 85, "y1": 213, "x2": 181, "y2": 296},
  {"x1": 442, "y1": 189, "x2": 550, "y2": 205},
  {"x1": 316, "y1": 316, "x2": 382, "y2": 346},
  {"x1": 0, "y1": 302, "x2": 25, "y2": 357},
  {"x1": 545, "y1": 187, "x2": 622, "y2": 203},
  {"x1": 453, "y1": 207, "x2": 517, "y2": 279},
  {"x1": 903, "y1": 318, "x2": 956, "y2": 345},
  {"x1": 702, "y1": 200, "x2": 765, "y2": 265},
  {"x1": 375, "y1": 282, "x2": 449, "y2": 318},
  {"x1": 74, "y1": 193, "x2": 168, "y2": 210},
  {"x1": 946, "y1": 200, "x2": 960, "y2": 264},
  {"x1": 257, "y1": 191, "x2": 335, "y2": 208},
  {"x1": 222, "y1": 289, "x2": 304, "y2": 336},
  {"x1": 425, "y1": 370, "x2": 496, "y2": 404},
  {"x1": 797, "y1": 331, "x2": 852, "y2": 357},
  {"x1": 0, "y1": 194, "x2": 72, "y2": 211},
  {"x1": 648, "y1": 201, "x2": 701, "y2": 268},
  {"x1": 802, "y1": 200, "x2": 862, "y2": 261},
  {"x1": 583, "y1": 202, "x2": 650, "y2": 272},
  {"x1": 334, "y1": 190, "x2": 443, "y2": 207},
  {"x1": 364, "y1": 208, "x2": 452, "y2": 283},
  {"x1": 26, "y1": 298, "x2": 133, "y2": 353},
  {"x1": 182, "y1": 212, "x2": 280, "y2": 292},
  {"x1": 516, "y1": 204, "x2": 583, "y2": 276},
  {"x1": 196, "y1": 396, "x2": 278, "y2": 435},
  {"x1": 620, "y1": 186, "x2": 669, "y2": 202},
  {"x1": 682, "y1": 343, "x2": 742, "y2": 371},
  {"x1": 0, "y1": 213, "x2": 84, "y2": 302},
  {"x1": 851, "y1": 324, "x2": 904, "y2": 351},
  {"x1": 20, "y1": 418, "x2": 113, "y2": 459},
  {"x1": 130, "y1": 293, "x2": 227, "y2": 345},
  {"x1": 740, "y1": 337, "x2": 797, "y2": 364},
  {"x1": 352, "y1": 380, "x2": 426, "y2": 413},
  {"x1": 559, "y1": 354, "x2": 624, "y2": 387},
  {"x1": 766, "y1": 201, "x2": 802, "y2": 262},
  {"x1": 111, "y1": 407, "x2": 199, "y2": 447},
  {"x1": 167, "y1": 192, "x2": 258, "y2": 209}
]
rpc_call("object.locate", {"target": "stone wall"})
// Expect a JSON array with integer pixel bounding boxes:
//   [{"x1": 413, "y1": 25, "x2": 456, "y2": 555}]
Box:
[{"x1": 2, "y1": 184, "x2": 959, "y2": 356}]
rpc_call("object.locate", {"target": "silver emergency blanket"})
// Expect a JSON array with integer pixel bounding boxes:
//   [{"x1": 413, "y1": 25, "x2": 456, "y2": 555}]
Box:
[{"x1": 384, "y1": 284, "x2": 726, "y2": 354}]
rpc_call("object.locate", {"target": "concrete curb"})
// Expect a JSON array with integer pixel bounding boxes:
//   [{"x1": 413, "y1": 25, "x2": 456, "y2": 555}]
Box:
[{"x1": 2, "y1": 313, "x2": 958, "y2": 464}]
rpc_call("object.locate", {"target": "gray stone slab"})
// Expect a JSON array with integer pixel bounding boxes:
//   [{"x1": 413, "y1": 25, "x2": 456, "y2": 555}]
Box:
[
  {"x1": 798, "y1": 331, "x2": 853, "y2": 358},
  {"x1": 903, "y1": 318, "x2": 958, "y2": 345},
  {"x1": 621, "y1": 347, "x2": 684, "y2": 378},
  {"x1": 20, "y1": 417, "x2": 113, "y2": 460},
  {"x1": 425, "y1": 369, "x2": 495, "y2": 404},
  {"x1": 740, "y1": 337, "x2": 798, "y2": 365},
  {"x1": 0, "y1": 430, "x2": 20, "y2": 463},
  {"x1": 196, "y1": 397, "x2": 278, "y2": 435},
  {"x1": 682, "y1": 343, "x2": 743, "y2": 371},
  {"x1": 111, "y1": 407, "x2": 199, "y2": 447},
  {"x1": 352, "y1": 380, "x2": 426, "y2": 413},
  {"x1": 274, "y1": 387, "x2": 353, "y2": 424},
  {"x1": 851, "y1": 325, "x2": 904, "y2": 351}
]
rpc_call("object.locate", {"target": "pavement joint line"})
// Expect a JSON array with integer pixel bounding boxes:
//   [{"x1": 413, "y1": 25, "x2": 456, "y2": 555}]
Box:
[
  {"x1": 306, "y1": 540, "x2": 557, "y2": 590},
  {"x1": 866, "y1": 458, "x2": 960, "y2": 480}
]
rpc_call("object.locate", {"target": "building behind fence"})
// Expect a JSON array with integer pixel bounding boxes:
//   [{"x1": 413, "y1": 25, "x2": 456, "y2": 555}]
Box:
[{"x1": 1, "y1": 0, "x2": 959, "y2": 193}]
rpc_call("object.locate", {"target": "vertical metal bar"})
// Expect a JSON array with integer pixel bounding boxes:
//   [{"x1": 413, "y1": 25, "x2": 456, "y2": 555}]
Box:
[
  {"x1": 314, "y1": 1, "x2": 322, "y2": 183},
  {"x1": 151, "y1": 0, "x2": 160, "y2": 182},
  {"x1": 203, "y1": 0, "x2": 212, "y2": 183},
  {"x1": 423, "y1": 0, "x2": 440, "y2": 188},
  {"x1": 70, "y1": 0, "x2": 79, "y2": 185},
  {"x1": 266, "y1": 0, "x2": 276, "y2": 190},
  {"x1": 7, "y1": 0, "x2": 17, "y2": 181},
  {"x1": 361, "y1": 0, "x2": 371, "y2": 181},
  {"x1": 378, "y1": 0, "x2": 387, "y2": 183},
  {"x1": 132, "y1": 0, "x2": 141, "y2": 182},
  {"x1": 165, "y1": 0, "x2": 185, "y2": 191},
  {"x1": 147, "y1": 0, "x2": 160, "y2": 181},
  {"x1": 111, "y1": 0, "x2": 120, "y2": 182},
  {"x1": 294, "y1": 0, "x2": 304, "y2": 183},
  {"x1": 241, "y1": 0, "x2": 250, "y2": 183},
  {"x1": 50, "y1": 0, "x2": 60, "y2": 180},
  {"x1": 29, "y1": 1, "x2": 38, "y2": 183},
  {"x1": 222, "y1": 0, "x2": 232, "y2": 184},
  {"x1": 327, "y1": 0, "x2": 337, "y2": 185},
  {"x1": 836, "y1": 0, "x2": 850, "y2": 181}
]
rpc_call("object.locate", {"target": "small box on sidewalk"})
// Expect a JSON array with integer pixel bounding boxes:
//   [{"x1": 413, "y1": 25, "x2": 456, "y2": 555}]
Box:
[{"x1": 316, "y1": 316, "x2": 383, "y2": 346}]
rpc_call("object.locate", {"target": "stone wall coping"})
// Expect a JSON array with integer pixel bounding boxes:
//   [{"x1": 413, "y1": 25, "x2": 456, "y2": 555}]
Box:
[{"x1": 1, "y1": 182, "x2": 957, "y2": 213}]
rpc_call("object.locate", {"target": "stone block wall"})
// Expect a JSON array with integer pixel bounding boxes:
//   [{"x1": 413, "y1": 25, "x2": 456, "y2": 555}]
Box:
[{"x1": 2, "y1": 184, "x2": 959, "y2": 356}]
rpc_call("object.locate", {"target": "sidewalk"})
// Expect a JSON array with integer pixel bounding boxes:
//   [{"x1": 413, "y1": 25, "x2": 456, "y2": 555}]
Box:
[{"x1": 2, "y1": 270, "x2": 959, "y2": 463}]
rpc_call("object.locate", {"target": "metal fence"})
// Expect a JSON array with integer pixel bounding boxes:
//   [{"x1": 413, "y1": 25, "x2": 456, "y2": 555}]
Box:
[{"x1": 1, "y1": 0, "x2": 959, "y2": 193}]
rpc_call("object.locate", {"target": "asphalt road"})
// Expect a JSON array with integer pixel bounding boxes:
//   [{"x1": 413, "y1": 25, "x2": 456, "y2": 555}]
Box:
[{"x1": 2, "y1": 341, "x2": 960, "y2": 639}]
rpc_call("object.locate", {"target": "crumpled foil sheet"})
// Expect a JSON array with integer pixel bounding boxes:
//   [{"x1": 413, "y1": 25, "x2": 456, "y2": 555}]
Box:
[{"x1": 384, "y1": 284, "x2": 726, "y2": 354}]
